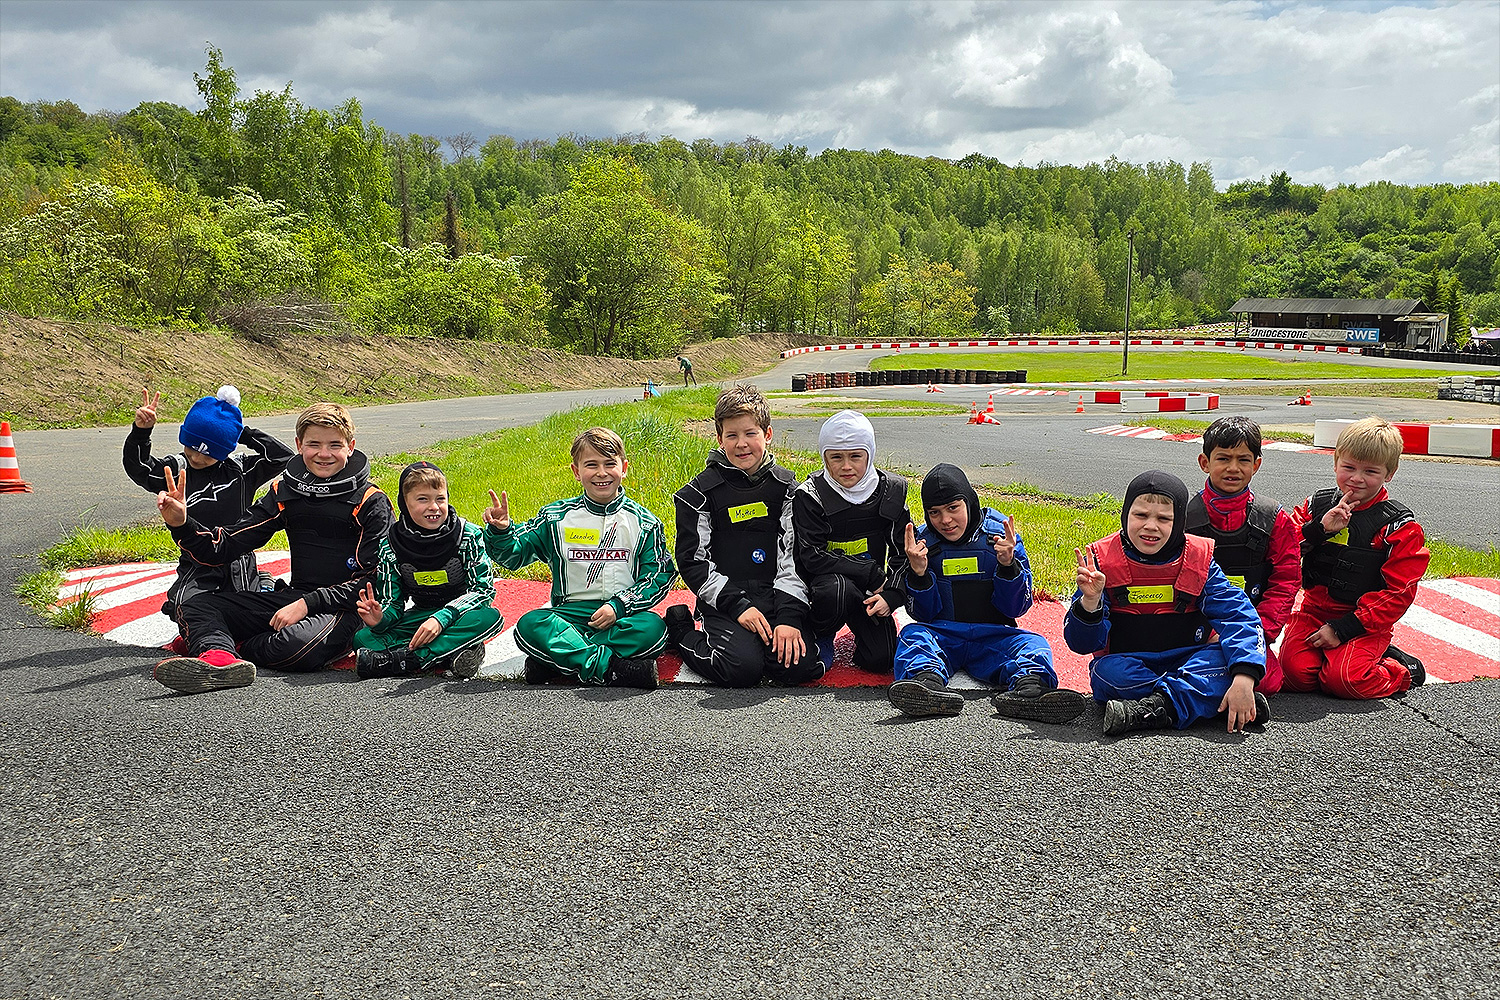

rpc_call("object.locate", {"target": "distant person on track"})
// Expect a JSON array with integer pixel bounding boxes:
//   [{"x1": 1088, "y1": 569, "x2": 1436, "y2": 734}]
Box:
[
  {"x1": 151, "y1": 403, "x2": 393, "y2": 694},
  {"x1": 123, "y1": 385, "x2": 293, "y2": 651},
  {"x1": 1183, "y1": 416, "x2": 1300, "y2": 694},
  {"x1": 678, "y1": 354, "x2": 696, "y2": 386},
  {"x1": 350, "y1": 461, "x2": 504, "y2": 681},
  {"x1": 1067, "y1": 470, "x2": 1270, "y2": 737},
  {"x1": 484, "y1": 427, "x2": 674, "y2": 689},
  {"x1": 1280, "y1": 417, "x2": 1430, "y2": 699},
  {"x1": 889, "y1": 463, "x2": 1082, "y2": 722},
  {"x1": 792, "y1": 410, "x2": 911, "y2": 675},
  {"x1": 664, "y1": 384, "x2": 824, "y2": 687}
]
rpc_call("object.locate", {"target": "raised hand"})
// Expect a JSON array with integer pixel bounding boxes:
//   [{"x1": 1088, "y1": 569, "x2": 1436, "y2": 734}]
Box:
[
  {"x1": 904, "y1": 521, "x2": 929, "y2": 577},
  {"x1": 1075, "y1": 546, "x2": 1107, "y2": 612},
  {"x1": 483, "y1": 488, "x2": 510, "y2": 529},
  {"x1": 134, "y1": 388, "x2": 161, "y2": 429},
  {"x1": 157, "y1": 465, "x2": 187, "y2": 527},
  {"x1": 991, "y1": 514, "x2": 1018, "y2": 567},
  {"x1": 1321, "y1": 491, "x2": 1356, "y2": 534},
  {"x1": 355, "y1": 582, "x2": 383, "y2": 628}
]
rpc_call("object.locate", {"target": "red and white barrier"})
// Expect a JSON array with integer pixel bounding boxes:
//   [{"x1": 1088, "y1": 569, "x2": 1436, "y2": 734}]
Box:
[
  {"x1": 1314, "y1": 420, "x2": 1500, "y2": 459},
  {"x1": 1071, "y1": 390, "x2": 1220, "y2": 411},
  {"x1": 781, "y1": 338, "x2": 1364, "y2": 359}
]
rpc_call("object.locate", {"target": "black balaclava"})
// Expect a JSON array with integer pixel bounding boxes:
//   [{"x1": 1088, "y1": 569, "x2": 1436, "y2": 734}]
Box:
[
  {"x1": 920, "y1": 464, "x2": 983, "y2": 546},
  {"x1": 389, "y1": 461, "x2": 462, "y2": 566},
  {"x1": 1121, "y1": 469, "x2": 1190, "y2": 561}
]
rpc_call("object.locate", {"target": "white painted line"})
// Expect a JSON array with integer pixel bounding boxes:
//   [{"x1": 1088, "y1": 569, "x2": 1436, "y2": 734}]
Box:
[
  {"x1": 64, "y1": 562, "x2": 169, "y2": 584},
  {"x1": 59, "y1": 566, "x2": 176, "y2": 598},
  {"x1": 1421, "y1": 579, "x2": 1500, "y2": 615},
  {"x1": 1399, "y1": 606, "x2": 1500, "y2": 663},
  {"x1": 102, "y1": 614, "x2": 178, "y2": 649}
]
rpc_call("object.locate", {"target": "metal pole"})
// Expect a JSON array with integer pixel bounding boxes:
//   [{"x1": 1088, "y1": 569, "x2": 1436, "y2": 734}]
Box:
[{"x1": 1123, "y1": 230, "x2": 1134, "y2": 375}]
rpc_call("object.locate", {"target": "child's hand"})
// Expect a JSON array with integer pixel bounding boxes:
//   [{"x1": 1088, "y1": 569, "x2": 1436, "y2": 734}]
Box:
[
  {"x1": 483, "y1": 489, "x2": 510, "y2": 529},
  {"x1": 863, "y1": 592, "x2": 891, "y2": 617},
  {"x1": 134, "y1": 388, "x2": 161, "y2": 429},
  {"x1": 991, "y1": 514, "x2": 1018, "y2": 567},
  {"x1": 737, "y1": 606, "x2": 773, "y2": 644},
  {"x1": 1219, "y1": 674, "x2": 1258, "y2": 732},
  {"x1": 1306, "y1": 623, "x2": 1343, "y2": 650},
  {"x1": 1075, "y1": 547, "x2": 1106, "y2": 612},
  {"x1": 772, "y1": 624, "x2": 805, "y2": 668},
  {"x1": 410, "y1": 617, "x2": 443, "y2": 649},
  {"x1": 157, "y1": 466, "x2": 187, "y2": 527},
  {"x1": 1321, "y1": 491, "x2": 1356, "y2": 534},
  {"x1": 904, "y1": 521, "x2": 928, "y2": 576},
  {"x1": 588, "y1": 603, "x2": 618, "y2": 630},
  {"x1": 269, "y1": 598, "x2": 309, "y2": 631},
  {"x1": 355, "y1": 583, "x2": 383, "y2": 628}
]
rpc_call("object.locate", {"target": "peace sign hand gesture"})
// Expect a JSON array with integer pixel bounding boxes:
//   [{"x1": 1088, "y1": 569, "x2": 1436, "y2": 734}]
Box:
[
  {"x1": 135, "y1": 388, "x2": 161, "y2": 429},
  {"x1": 991, "y1": 514, "x2": 1018, "y2": 567},
  {"x1": 483, "y1": 489, "x2": 510, "y2": 529},
  {"x1": 355, "y1": 582, "x2": 384, "y2": 628},
  {"x1": 1321, "y1": 490, "x2": 1357, "y2": 534},
  {"x1": 157, "y1": 466, "x2": 187, "y2": 527},
  {"x1": 1075, "y1": 547, "x2": 1107, "y2": 613}
]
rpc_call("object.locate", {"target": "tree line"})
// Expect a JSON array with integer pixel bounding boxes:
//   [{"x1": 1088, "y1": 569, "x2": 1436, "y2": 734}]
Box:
[{"x1": 1, "y1": 48, "x2": 1496, "y2": 355}]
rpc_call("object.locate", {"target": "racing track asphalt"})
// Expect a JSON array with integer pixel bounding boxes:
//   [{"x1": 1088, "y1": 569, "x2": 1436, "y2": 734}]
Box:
[{"x1": 2, "y1": 349, "x2": 1497, "y2": 999}]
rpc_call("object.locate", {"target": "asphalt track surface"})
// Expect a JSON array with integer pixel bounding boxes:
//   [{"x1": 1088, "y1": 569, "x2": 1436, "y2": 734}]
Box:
[{"x1": 3, "y1": 348, "x2": 1498, "y2": 998}]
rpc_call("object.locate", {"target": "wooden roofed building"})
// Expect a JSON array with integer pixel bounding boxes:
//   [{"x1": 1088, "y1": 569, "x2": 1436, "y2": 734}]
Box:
[{"x1": 1228, "y1": 298, "x2": 1447, "y2": 347}]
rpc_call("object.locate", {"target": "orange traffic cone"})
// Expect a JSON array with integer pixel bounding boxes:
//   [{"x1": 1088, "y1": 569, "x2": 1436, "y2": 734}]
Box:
[
  {"x1": 1075, "y1": 398, "x2": 1086, "y2": 414},
  {"x1": 0, "y1": 420, "x2": 33, "y2": 493},
  {"x1": 968, "y1": 402, "x2": 979, "y2": 424},
  {"x1": 985, "y1": 393, "x2": 994, "y2": 413},
  {"x1": 926, "y1": 382, "x2": 944, "y2": 393},
  {"x1": 1303, "y1": 392, "x2": 1312, "y2": 405}
]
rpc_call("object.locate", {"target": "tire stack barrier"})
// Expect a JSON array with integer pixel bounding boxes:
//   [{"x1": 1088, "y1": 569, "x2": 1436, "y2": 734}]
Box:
[
  {"x1": 1438, "y1": 376, "x2": 1500, "y2": 405},
  {"x1": 791, "y1": 369, "x2": 1027, "y2": 391}
]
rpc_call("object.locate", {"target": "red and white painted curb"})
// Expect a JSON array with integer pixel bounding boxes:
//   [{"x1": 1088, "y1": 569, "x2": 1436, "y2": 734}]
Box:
[
  {"x1": 58, "y1": 557, "x2": 1497, "y2": 689},
  {"x1": 1071, "y1": 390, "x2": 1220, "y2": 412},
  {"x1": 782, "y1": 337, "x2": 1363, "y2": 359},
  {"x1": 1087, "y1": 425, "x2": 1333, "y2": 454},
  {"x1": 1314, "y1": 419, "x2": 1500, "y2": 459}
]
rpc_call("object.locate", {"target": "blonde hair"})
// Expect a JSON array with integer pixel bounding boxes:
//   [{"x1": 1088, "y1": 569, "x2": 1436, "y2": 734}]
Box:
[
  {"x1": 1335, "y1": 416, "x2": 1403, "y2": 473},
  {"x1": 296, "y1": 402, "x2": 356, "y2": 442},
  {"x1": 714, "y1": 383, "x2": 771, "y2": 434},
  {"x1": 571, "y1": 426, "x2": 625, "y2": 462}
]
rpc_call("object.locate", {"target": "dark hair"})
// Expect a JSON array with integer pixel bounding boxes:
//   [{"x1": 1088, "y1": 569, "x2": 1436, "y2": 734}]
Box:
[{"x1": 1201, "y1": 416, "x2": 1263, "y2": 459}]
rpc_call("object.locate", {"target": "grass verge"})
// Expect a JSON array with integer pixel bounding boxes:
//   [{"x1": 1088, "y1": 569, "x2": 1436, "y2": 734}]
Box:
[
  {"x1": 868, "y1": 350, "x2": 1488, "y2": 382},
  {"x1": 1121, "y1": 418, "x2": 1315, "y2": 445},
  {"x1": 19, "y1": 386, "x2": 1498, "y2": 620}
]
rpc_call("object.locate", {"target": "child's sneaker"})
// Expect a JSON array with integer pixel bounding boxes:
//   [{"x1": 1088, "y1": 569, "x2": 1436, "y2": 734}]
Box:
[
  {"x1": 355, "y1": 647, "x2": 419, "y2": 680},
  {"x1": 889, "y1": 669, "x2": 964, "y2": 717},
  {"x1": 663, "y1": 605, "x2": 695, "y2": 650},
  {"x1": 815, "y1": 635, "x2": 837, "y2": 673},
  {"x1": 446, "y1": 645, "x2": 486, "y2": 679},
  {"x1": 164, "y1": 635, "x2": 190, "y2": 656},
  {"x1": 1252, "y1": 691, "x2": 1272, "y2": 726},
  {"x1": 524, "y1": 656, "x2": 565, "y2": 685},
  {"x1": 1102, "y1": 691, "x2": 1175, "y2": 736},
  {"x1": 991, "y1": 673, "x2": 1088, "y2": 723},
  {"x1": 604, "y1": 655, "x2": 659, "y2": 690},
  {"x1": 154, "y1": 655, "x2": 255, "y2": 694},
  {"x1": 1386, "y1": 645, "x2": 1426, "y2": 688}
]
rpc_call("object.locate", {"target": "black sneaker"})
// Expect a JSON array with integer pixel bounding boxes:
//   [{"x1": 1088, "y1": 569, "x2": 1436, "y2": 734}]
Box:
[
  {"x1": 154, "y1": 655, "x2": 255, "y2": 694},
  {"x1": 446, "y1": 645, "x2": 486, "y2": 679},
  {"x1": 889, "y1": 669, "x2": 964, "y2": 717},
  {"x1": 1102, "y1": 691, "x2": 1176, "y2": 736},
  {"x1": 1252, "y1": 691, "x2": 1272, "y2": 726},
  {"x1": 1386, "y1": 645, "x2": 1426, "y2": 688},
  {"x1": 355, "y1": 647, "x2": 419, "y2": 680},
  {"x1": 663, "y1": 604, "x2": 695, "y2": 650},
  {"x1": 523, "y1": 656, "x2": 565, "y2": 685},
  {"x1": 991, "y1": 674, "x2": 1088, "y2": 724},
  {"x1": 604, "y1": 655, "x2": 660, "y2": 690}
]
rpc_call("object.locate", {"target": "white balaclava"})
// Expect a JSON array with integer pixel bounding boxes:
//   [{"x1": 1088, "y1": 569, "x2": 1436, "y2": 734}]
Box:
[{"x1": 818, "y1": 410, "x2": 880, "y2": 504}]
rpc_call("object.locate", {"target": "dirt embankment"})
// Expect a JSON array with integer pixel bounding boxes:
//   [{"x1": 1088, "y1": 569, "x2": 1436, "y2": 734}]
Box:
[{"x1": 0, "y1": 313, "x2": 816, "y2": 429}]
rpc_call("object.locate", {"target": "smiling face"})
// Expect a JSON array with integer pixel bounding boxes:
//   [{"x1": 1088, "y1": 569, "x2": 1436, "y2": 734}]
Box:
[
  {"x1": 1333, "y1": 451, "x2": 1394, "y2": 505},
  {"x1": 823, "y1": 448, "x2": 869, "y2": 489},
  {"x1": 926, "y1": 498, "x2": 969, "y2": 542},
  {"x1": 717, "y1": 414, "x2": 770, "y2": 472},
  {"x1": 296, "y1": 426, "x2": 353, "y2": 479},
  {"x1": 1199, "y1": 443, "x2": 1262, "y2": 495},
  {"x1": 572, "y1": 444, "x2": 628, "y2": 503},
  {"x1": 182, "y1": 447, "x2": 219, "y2": 470},
  {"x1": 1126, "y1": 495, "x2": 1176, "y2": 556},
  {"x1": 403, "y1": 480, "x2": 450, "y2": 530}
]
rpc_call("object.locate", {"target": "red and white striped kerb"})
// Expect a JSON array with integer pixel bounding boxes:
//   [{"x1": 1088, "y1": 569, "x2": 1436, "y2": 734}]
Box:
[{"x1": 780, "y1": 339, "x2": 1364, "y2": 359}]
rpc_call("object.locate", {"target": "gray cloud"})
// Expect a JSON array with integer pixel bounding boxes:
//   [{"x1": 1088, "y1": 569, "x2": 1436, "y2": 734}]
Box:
[{"x1": 0, "y1": 0, "x2": 1495, "y2": 183}]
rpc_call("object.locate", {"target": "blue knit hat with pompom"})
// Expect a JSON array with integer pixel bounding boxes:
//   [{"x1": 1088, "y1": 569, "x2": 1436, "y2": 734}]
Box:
[{"x1": 179, "y1": 385, "x2": 243, "y2": 461}]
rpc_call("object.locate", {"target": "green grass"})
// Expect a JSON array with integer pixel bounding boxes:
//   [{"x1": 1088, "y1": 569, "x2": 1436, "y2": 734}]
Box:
[
  {"x1": 1430, "y1": 539, "x2": 1500, "y2": 579},
  {"x1": 869, "y1": 350, "x2": 1488, "y2": 383},
  {"x1": 1121, "y1": 418, "x2": 1315, "y2": 445},
  {"x1": 770, "y1": 397, "x2": 968, "y2": 418}
]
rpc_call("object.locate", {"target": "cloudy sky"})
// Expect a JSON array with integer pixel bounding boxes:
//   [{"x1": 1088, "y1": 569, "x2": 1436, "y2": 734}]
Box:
[{"x1": 1, "y1": 0, "x2": 1496, "y2": 185}]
